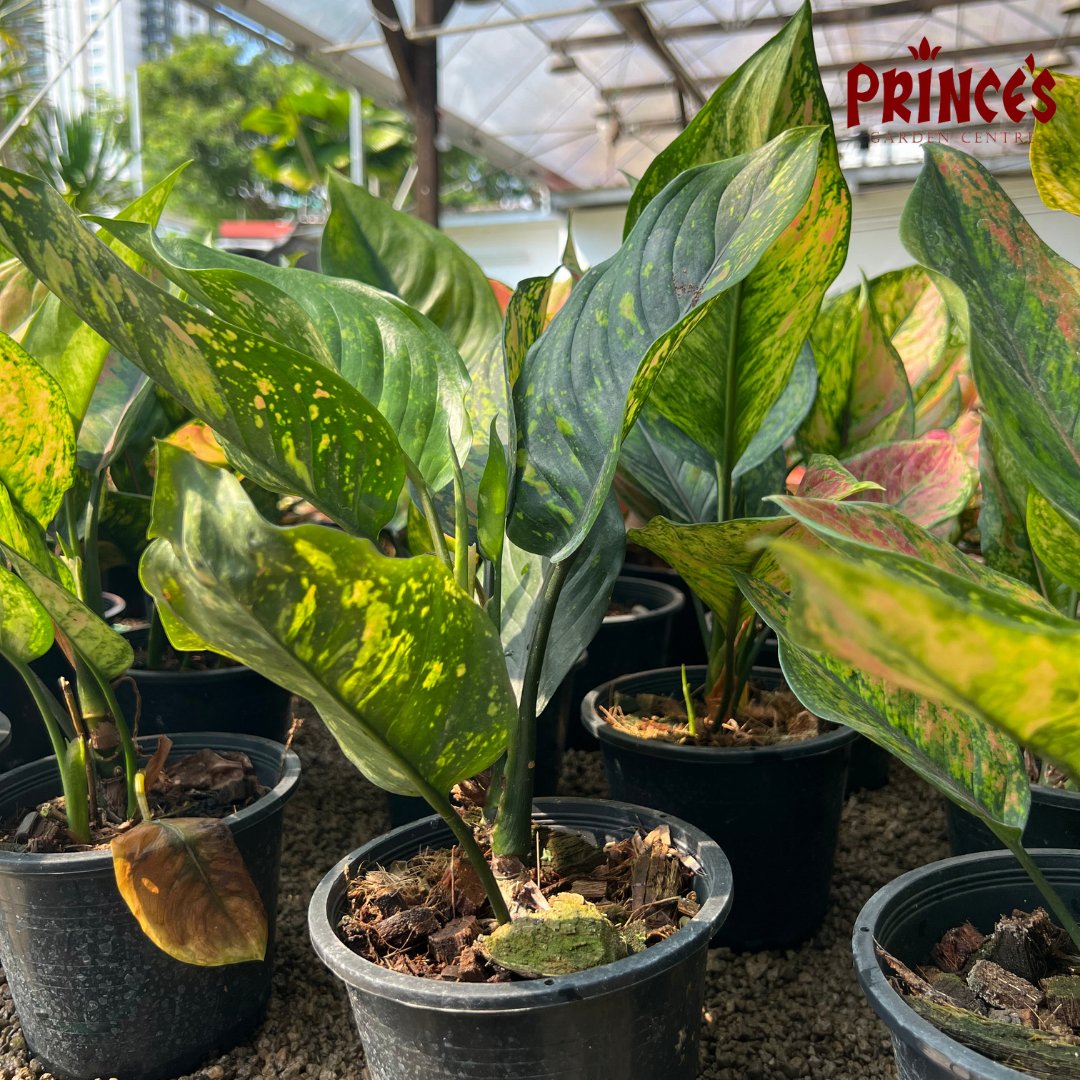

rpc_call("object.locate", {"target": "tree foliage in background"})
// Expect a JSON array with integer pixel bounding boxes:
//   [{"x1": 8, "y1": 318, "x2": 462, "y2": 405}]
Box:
[{"x1": 139, "y1": 33, "x2": 539, "y2": 226}]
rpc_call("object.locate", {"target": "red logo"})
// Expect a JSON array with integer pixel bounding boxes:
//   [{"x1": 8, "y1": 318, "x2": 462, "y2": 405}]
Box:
[{"x1": 847, "y1": 39, "x2": 1056, "y2": 127}]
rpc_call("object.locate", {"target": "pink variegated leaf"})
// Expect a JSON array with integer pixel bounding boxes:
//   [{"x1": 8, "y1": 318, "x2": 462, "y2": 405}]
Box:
[{"x1": 841, "y1": 436, "x2": 977, "y2": 533}]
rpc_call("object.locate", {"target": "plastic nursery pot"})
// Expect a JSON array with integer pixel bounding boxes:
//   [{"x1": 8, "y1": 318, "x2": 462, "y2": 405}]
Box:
[
  {"x1": 0, "y1": 592, "x2": 126, "y2": 772},
  {"x1": 566, "y1": 576, "x2": 685, "y2": 751},
  {"x1": 582, "y1": 666, "x2": 858, "y2": 950},
  {"x1": 116, "y1": 626, "x2": 294, "y2": 743},
  {"x1": 384, "y1": 652, "x2": 587, "y2": 829},
  {"x1": 945, "y1": 785, "x2": 1080, "y2": 855},
  {"x1": 309, "y1": 797, "x2": 733, "y2": 1080},
  {"x1": 854, "y1": 848, "x2": 1080, "y2": 1080},
  {"x1": 0, "y1": 732, "x2": 301, "y2": 1080},
  {"x1": 754, "y1": 637, "x2": 889, "y2": 794},
  {"x1": 621, "y1": 556, "x2": 707, "y2": 667}
]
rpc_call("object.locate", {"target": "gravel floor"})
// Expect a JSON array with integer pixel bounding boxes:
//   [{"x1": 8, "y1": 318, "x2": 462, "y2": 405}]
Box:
[{"x1": 0, "y1": 701, "x2": 950, "y2": 1080}]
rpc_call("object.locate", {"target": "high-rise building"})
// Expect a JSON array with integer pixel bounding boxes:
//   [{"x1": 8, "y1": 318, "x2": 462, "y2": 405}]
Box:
[{"x1": 40, "y1": 0, "x2": 211, "y2": 116}]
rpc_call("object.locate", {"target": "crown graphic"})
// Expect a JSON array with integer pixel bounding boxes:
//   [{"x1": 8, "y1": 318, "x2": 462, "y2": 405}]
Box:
[{"x1": 907, "y1": 38, "x2": 943, "y2": 61}]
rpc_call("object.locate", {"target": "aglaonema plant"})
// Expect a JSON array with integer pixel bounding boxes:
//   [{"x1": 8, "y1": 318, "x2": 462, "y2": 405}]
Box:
[
  {"x1": 0, "y1": 110, "x2": 833, "y2": 936},
  {"x1": 722, "y1": 136, "x2": 1080, "y2": 950}
]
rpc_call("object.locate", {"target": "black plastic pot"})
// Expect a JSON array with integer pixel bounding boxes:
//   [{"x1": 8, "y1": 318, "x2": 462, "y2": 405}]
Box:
[
  {"x1": 567, "y1": 577, "x2": 685, "y2": 750},
  {"x1": 0, "y1": 593, "x2": 126, "y2": 772},
  {"x1": 945, "y1": 784, "x2": 1080, "y2": 855},
  {"x1": 116, "y1": 628, "x2": 294, "y2": 743},
  {"x1": 384, "y1": 652, "x2": 587, "y2": 829},
  {"x1": 620, "y1": 557, "x2": 706, "y2": 667},
  {"x1": 854, "y1": 849, "x2": 1080, "y2": 1079},
  {"x1": 309, "y1": 797, "x2": 732, "y2": 1080},
  {"x1": 582, "y1": 666, "x2": 857, "y2": 950},
  {"x1": 0, "y1": 732, "x2": 300, "y2": 1080}
]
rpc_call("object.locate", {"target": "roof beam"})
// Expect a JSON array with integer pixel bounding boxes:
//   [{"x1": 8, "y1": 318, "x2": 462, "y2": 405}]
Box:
[
  {"x1": 606, "y1": 5, "x2": 706, "y2": 106},
  {"x1": 602, "y1": 35, "x2": 1078, "y2": 99},
  {"x1": 555, "y1": 0, "x2": 994, "y2": 51}
]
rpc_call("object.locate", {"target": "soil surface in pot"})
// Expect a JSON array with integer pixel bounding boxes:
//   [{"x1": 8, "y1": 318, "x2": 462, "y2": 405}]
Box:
[
  {"x1": 880, "y1": 907, "x2": 1080, "y2": 1079},
  {"x1": 337, "y1": 821, "x2": 698, "y2": 981},
  {"x1": 601, "y1": 680, "x2": 825, "y2": 748},
  {"x1": 0, "y1": 698, "x2": 950, "y2": 1078},
  {"x1": 0, "y1": 746, "x2": 266, "y2": 852}
]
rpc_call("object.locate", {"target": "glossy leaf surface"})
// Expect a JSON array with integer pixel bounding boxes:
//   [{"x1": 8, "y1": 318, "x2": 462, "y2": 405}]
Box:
[
  {"x1": 768, "y1": 539, "x2": 1080, "y2": 782},
  {"x1": 1031, "y1": 71, "x2": 1080, "y2": 216},
  {"x1": 510, "y1": 127, "x2": 825, "y2": 560},
  {"x1": 322, "y1": 172, "x2": 501, "y2": 367},
  {"x1": 1027, "y1": 489, "x2": 1080, "y2": 593},
  {"x1": 0, "y1": 566, "x2": 53, "y2": 663},
  {"x1": 141, "y1": 446, "x2": 515, "y2": 796},
  {"x1": 0, "y1": 169, "x2": 405, "y2": 538},
  {"x1": 901, "y1": 146, "x2": 1080, "y2": 523}
]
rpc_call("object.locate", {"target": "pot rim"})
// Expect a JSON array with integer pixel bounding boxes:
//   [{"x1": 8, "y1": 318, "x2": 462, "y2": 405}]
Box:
[
  {"x1": 581, "y1": 666, "x2": 860, "y2": 763},
  {"x1": 853, "y1": 847, "x2": 1080, "y2": 1080},
  {"x1": 603, "y1": 577, "x2": 685, "y2": 625},
  {"x1": 0, "y1": 731, "x2": 300, "y2": 874},
  {"x1": 308, "y1": 795, "x2": 732, "y2": 1010}
]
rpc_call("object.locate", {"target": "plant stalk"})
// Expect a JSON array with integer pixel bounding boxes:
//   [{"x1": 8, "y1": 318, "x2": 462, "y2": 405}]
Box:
[
  {"x1": 9, "y1": 658, "x2": 91, "y2": 844},
  {"x1": 993, "y1": 825, "x2": 1080, "y2": 952},
  {"x1": 681, "y1": 664, "x2": 697, "y2": 738},
  {"x1": 81, "y1": 658, "x2": 139, "y2": 819},
  {"x1": 449, "y1": 442, "x2": 469, "y2": 593},
  {"x1": 405, "y1": 459, "x2": 452, "y2": 571},
  {"x1": 491, "y1": 557, "x2": 572, "y2": 859},
  {"x1": 146, "y1": 603, "x2": 167, "y2": 670}
]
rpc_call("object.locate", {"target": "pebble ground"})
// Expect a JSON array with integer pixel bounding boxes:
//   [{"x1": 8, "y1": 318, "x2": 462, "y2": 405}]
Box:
[{"x1": 0, "y1": 701, "x2": 950, "y2": 1080}]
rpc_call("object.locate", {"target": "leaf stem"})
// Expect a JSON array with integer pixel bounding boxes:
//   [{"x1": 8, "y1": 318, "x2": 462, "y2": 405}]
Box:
[
  {"x1": 8, "y1": 657, "x2": 91, "y2": 844},
  {"x1": 81, "y1": 657, "x2": 139, "y2": 819},
  {"x1": 681, "y1": 664, "x2": 697, "y2": 738},
  {"x1": 449, "y1": 442, "x2": 469, "y2": 593},
  {"x1": 134, "y1": 771, "x2": 152, "y2": 822},
  {"x1": 491, "y1": 557, "x2": 572, "y2": 859},
  {"x1": 993, "y1": 825, "x2": 1080, "y2": 952},
  {"x1": 405, "y1": 459, "x2": 452, "y2": 571}
]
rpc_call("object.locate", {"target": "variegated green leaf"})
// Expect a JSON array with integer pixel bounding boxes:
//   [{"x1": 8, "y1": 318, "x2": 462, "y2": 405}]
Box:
[
  {"x1": 2, "y1": 544, "x2": 133, "y2": 678},
  {"x1": 322, "y1": 172, "x2": 502, "y2": 368},
  {"x1": 841, "y1": 436, "x2": 978, "y2": 534},
  {"x1": 799, "y1": 278, "x2": 915, "y2": 456},
  {"x1": 510, "y1": 127, "x2": 825, "y2": 561},
  {"x1": 20, "y1": 165, "x2": 186, "y2": 427},
  {"x1": 767, "y1": 539, "x2": 1080, "y2": 783},
  {"x1": 978, "y1": 418, "x2": 1038, "y2": 589},
  {"x1": 732, "y1": 341, "x2": 818, "y2": 481},
  {"x1": 76, "y1": 353, "x2": 155, "y2": 476},
  {"x1": 1031, "y1": 71, "x2": 1080, "y2": 216},
  {"x1": 501, "y1": 496, "x2": 624, "y2": 713},
  {"x1": 736, "y1": 572, "x2": 1029, "y2": 838},
  {"x1": 868, "y1": 266, "x2": 951, "y2": 393},
  {"x1": 94, "y1": 221, "x2": 471, "y2": 493},
  {"x1": 0, "y1": 332, "x2": 76, "y2": 526},
  {"x1": 504, "y1": 274, "x2": 556, "y2": 386},
  {"x1": 0, "y1": 168, "x2": 406, "y2": 539},
  {"x1": 901, "y1": 145, "x2": 1080, "y2": 521},
  {"x1": 627, "y1": 515, "x2": 791, "y2": 624},
  {"x1": 617, "y1": 407, "x2": 717, "y2": 524},
  {"x1": 1027, "y1": 489, "x2": 1080, "y2": 593},
  {"x1": 141, "y1": 445, "x2": 514, "y2": 796},
  {"x1": 768, "y1": 495, "x2": 1056, "y2": 612},
  {"x1": 0, "y1": 564, "x2": 53, "y2": 663},
  {"x1": 625, "y1": 1, "x2": 841, "y2": 235},
  {"x1": 477, "y1": 419, "x2": 508, "y2": 566}
]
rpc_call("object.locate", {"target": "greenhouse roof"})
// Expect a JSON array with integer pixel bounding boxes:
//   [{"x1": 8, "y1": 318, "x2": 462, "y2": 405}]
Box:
[{"x1": 195, "y1": 0, "x2": 1077, "y2": 190}]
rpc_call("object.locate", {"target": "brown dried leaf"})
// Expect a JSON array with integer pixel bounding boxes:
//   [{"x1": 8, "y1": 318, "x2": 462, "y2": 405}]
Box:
[{"x1": 111, "y1": 817, "x2": 266, "y2": 966}]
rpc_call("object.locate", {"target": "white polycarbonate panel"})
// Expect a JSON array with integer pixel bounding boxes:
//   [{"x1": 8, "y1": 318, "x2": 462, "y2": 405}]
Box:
[{"x1": 206, "y1": 0, "x2": 1076, "y2": 189}]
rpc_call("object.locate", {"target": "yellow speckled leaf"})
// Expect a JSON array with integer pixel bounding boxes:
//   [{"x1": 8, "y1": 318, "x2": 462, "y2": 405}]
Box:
[{"x1": 141, "y1": 445, "x2": 515, "y2": 796}]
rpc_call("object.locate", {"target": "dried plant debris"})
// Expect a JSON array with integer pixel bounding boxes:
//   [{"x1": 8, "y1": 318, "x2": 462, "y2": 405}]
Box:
[
  {"x1": 879, "y1": 907, "x2": 1080, "y2": 1078},
  {"x1": 0, "y1": 747, "x2": 266, "y2": 853},
  {"x1": 337, "y1": 822, "x2": 700, "y2": 982},
  {"x1": 600, "y1": 682, "x2": 824, "y2": 748}
]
